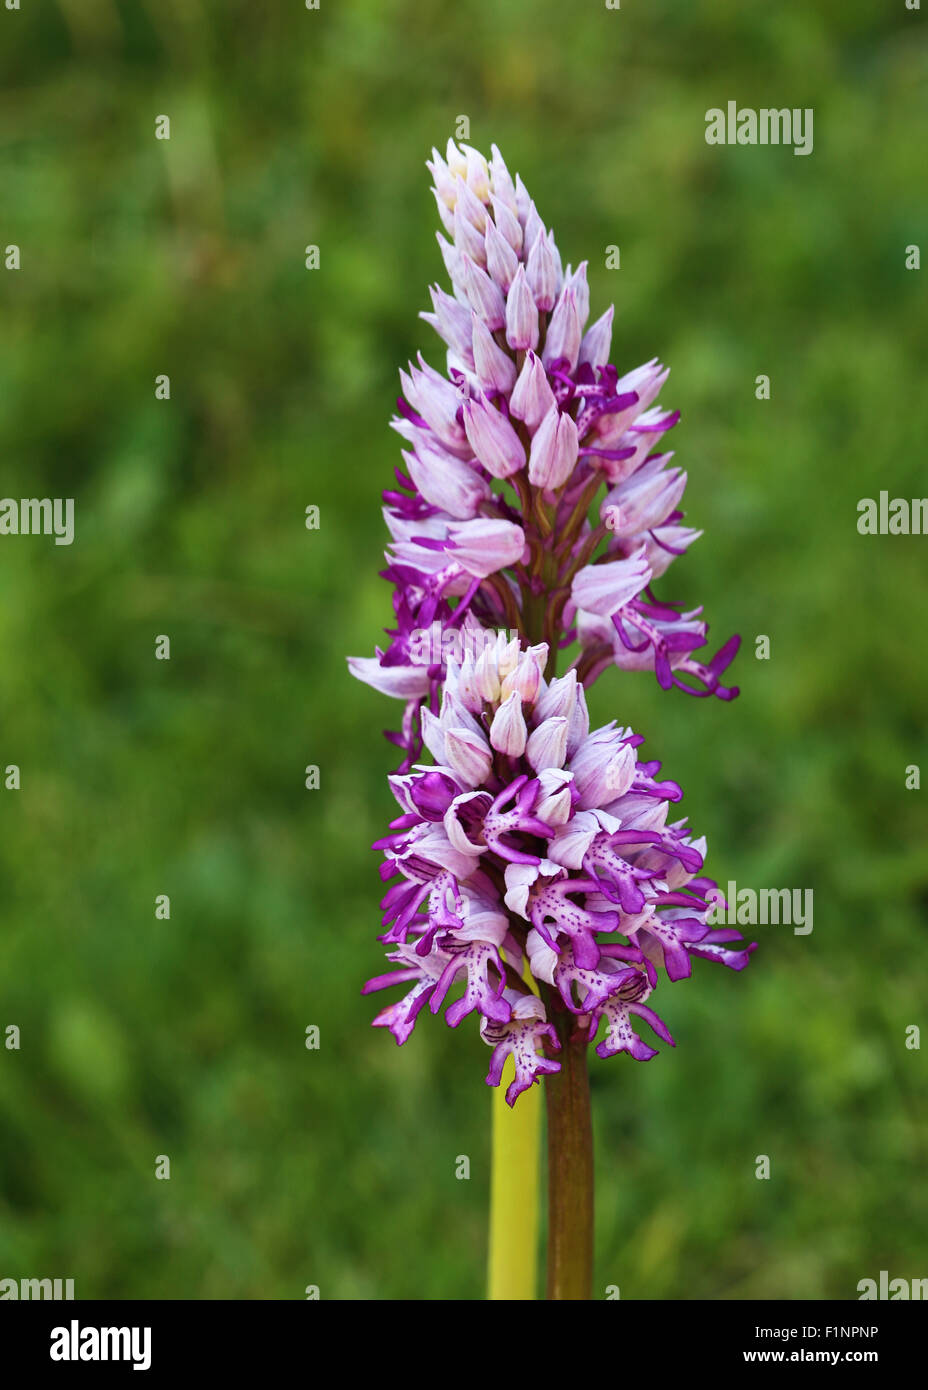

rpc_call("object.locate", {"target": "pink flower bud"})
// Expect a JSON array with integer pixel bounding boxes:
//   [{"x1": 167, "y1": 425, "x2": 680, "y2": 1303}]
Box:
[
  {"x1": 427, "y1": 148, "x2": 457, "y2": 208},
  {"x1": 401, "y1": 445, "x2": 488, "y2": 519},
  {"x1": 504, "y1": 264, "x2": 539, "y2": 351},
  {"x1": 462, "y1": 145, "x2": 490, "y2": 201},
  {"x1": 534, "y1": 669, "x2": 578, "y2": 723},
  {"x1": 421, "y1": 284, "x2": 474, "y2": 362},
  {"x1": 462, "y1": 396, "x2": 525, "y2": 479},
  {"x1": 400, "y1": 354, "x2": 468, "y2": 454},
  {"x1": 526, "y1": 716, "x2": 569, "y2": 772},
  {"x1": 489, "y1": 690, "x2": 528, "y2": 756},
  {"x1": 471, "y1": 315, "x2": 517, "y2": 395},
  {"x1": 489, "y1": 144, "x2": 517, "y2": 213},
  {"x1": 510, "y1": 351, "x2": 557, "y2": 431},
  {"x1": 446, "y1": 518, "x2": 526, "y2": 577},
  {"x1": 527, "y1": 404, "x2": 579, "y2": 489},
  {"x1": 461, "y1": 256, "x2": 506, "y2": 331},
  {"x1": 571, "y1": 548, "x2": 651, "y2": 616},
  {"x1": 445, "y1": 727, "x2": 493, "y2": 787},
  {"x1": 501, "y1": 644, "x2": 547, "y2": 703},
  {"x1": 579, "y1": 306, "x2": 613, "y2": 369},
  {"x1": 454, "y1": 174, "x2": 488, "y2": 231},
  {"x1": 526, "y1": 230, "x2": 559, "y2": 311},
  {"x1": 522, "y1": 199, "x2": 545, "y2": 252},
  {"x1": 453, "y1": 202, "x2": 487, "y2": 266},
  {"x1": 564, "y1": 261, "x2": 590, "y2": 324},
  {"x1": 484, "y1": 215, "x2": 520, "y2": 293},
  {"x1": 541, "y1": 287, "x2": 583, "y2": 372},
  {"x1": 571, "y1": 740, "x2": 636, "y2": 809},
  {"x1": 490, "y1": 196, "x2": 522, "y2": 253}
]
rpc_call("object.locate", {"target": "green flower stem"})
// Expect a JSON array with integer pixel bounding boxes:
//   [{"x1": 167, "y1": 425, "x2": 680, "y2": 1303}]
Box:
[{"x1": 488, "y1": 1056, "x2": 542, "y2": 1299}]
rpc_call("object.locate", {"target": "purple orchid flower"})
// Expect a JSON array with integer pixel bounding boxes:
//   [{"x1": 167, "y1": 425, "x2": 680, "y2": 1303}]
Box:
[{"x1": 350, "y1": 141, "x2": 752, "y2": 1107}]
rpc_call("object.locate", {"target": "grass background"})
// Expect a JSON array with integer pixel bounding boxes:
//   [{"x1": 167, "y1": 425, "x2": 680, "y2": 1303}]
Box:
[{"x1": 0, "y1": 0, "x2": 925, "y2": 1299}]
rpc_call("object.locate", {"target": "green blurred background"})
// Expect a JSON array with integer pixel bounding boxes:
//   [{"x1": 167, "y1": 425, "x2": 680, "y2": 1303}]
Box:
[{"x1": 0, "y1": 0, "x2": 925, "y2": 1300}]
